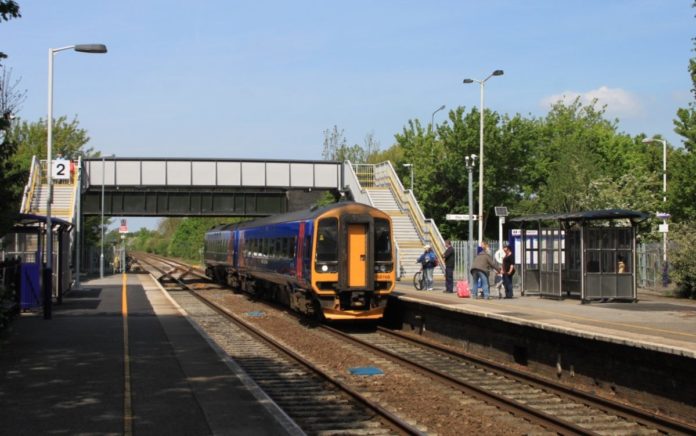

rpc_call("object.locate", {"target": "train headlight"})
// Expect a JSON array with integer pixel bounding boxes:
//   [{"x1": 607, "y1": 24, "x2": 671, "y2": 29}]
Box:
[{"x1": 321, "y1": 265, "x2": 329, "y2": 272}]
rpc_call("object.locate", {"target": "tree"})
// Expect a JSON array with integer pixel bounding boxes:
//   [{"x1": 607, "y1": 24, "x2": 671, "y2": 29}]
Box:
[
  {"x1": 321, "y1": 125, "x2": 348, "y2": 161},
  {"x1": 670, "y1": 1, "x2": 696, "y2": 223},
  {"x1": 321, "y1": 125, "x2": 378, "y2": 163},
  {"x1": 0, "y1": 0, "x2": 20, "y2": 61},
  {"x1": 673, "y1": 1, "x2": 696, "y2": 152},
  {"x1": 0, "y1": 65, "x2": 25, "y2": 235}
]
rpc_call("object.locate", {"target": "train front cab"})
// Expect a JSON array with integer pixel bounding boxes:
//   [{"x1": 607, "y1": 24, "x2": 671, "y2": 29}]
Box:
[{"x1": 311, "y1": 205, "x2": 395, "y2": 321}]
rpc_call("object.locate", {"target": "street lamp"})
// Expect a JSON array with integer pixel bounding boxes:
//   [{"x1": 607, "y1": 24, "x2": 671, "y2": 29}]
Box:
[
  {"x1": 463, "y1": 69, "x2": 504, "y2": 244},
  {"x1": 465, "y1": 154, "x2": 477, "y2": 274},
  {"x1": 431, "y1": 104, "x2": 446, "y2": 131},
  {"x1": 46, "y1": 43, "x2": 107, "y2": 319},
  {"x1": 403, "y1": 163, "x2": 414, "y2": 192},
  {"x1": 642, "y1": 137, "x2": 669, "y2": 283}
]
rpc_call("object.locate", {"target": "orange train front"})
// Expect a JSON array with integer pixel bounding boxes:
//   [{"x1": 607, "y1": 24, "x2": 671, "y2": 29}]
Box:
[{"x1": 203, "y1": 202, "x2": 396, "y2": 321}]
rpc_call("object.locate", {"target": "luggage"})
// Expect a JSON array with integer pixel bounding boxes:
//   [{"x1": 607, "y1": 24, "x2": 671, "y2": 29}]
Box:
[{"x1": 456, "y1": 281, "x2": 470, "y2": 298}]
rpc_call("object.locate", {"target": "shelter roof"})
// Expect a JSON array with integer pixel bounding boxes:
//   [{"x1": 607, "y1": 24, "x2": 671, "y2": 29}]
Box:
[
  {"x1": 509, "y1": 209, "x2": 650, "y2": 224},
  {"x1": 12, "y1": 213, "x2": 73, "y2": 230}
]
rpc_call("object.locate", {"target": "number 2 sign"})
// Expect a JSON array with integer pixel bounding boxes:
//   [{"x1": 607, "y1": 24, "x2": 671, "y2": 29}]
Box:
[{"x1": 52, "y1": 159, "x2": 70, "y2": 180}]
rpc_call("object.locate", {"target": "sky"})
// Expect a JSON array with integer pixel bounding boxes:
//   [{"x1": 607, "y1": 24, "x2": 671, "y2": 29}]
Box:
[{"x1": 2, "y1": 0, "x2": 694, "y2": 229}]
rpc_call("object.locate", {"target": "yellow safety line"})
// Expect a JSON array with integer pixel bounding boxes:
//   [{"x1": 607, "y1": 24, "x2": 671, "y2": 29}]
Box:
[
  {"x1": 494, "y1": 300, "x2": 696, "y2": 339},
  {"x1": 122, "y1": 272, "x2": 133, "y2": 435}
]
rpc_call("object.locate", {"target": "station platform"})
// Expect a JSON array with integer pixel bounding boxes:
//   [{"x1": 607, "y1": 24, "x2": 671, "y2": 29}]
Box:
[
  {"x1": 393, "y1": 279, "x2": 696, "y2": 359},
  {"x1": 389, "y1": 279, "x2": 696, "y2": 413},
  {"x1": 0, "y1": 273, "x2": 299, "y2": 435}
]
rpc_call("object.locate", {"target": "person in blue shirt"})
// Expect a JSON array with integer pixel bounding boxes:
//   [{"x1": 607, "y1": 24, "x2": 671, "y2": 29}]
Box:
[{"x1": 417, "y1": 245, "x2": 437, "y2": 290}]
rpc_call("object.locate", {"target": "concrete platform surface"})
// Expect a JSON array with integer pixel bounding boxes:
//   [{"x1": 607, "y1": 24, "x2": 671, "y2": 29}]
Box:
[{"x1": 0, "y1": 273, "x2": 299, "y2": 435}]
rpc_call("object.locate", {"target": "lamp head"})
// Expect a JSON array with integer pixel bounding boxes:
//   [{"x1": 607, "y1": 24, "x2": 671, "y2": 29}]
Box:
[
  {"x1": 462, "y1": 78, "x2": 474, "y2": 84},
  {"x1": 403, "y1": 163, "x2": 412, "y2": 168},
  {"x1": 642, "y1": 137, "x2": 660, "y2": 144},
  {"x1": 74, "y1": 44, "x2": 108, "y2": 54},
  {"x1": 437, "y1": 104, "x2": 445, "y2": 111},
  {"x1": 492, "y1": 69, "x2": 504, "y2": 76}
]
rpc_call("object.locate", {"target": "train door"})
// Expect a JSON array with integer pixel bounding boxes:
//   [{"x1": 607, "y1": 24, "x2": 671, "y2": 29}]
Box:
[{"x1": 347, "y1": 224, "x2": 367, "y2": 287}]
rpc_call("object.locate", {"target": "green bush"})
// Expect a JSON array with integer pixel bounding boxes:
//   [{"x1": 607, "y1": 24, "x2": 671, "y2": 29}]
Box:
[{"x1": 670, "y1": 222, "x2": 696, "y2": 299}]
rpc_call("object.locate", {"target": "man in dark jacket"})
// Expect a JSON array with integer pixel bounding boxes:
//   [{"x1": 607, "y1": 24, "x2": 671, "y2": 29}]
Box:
[
  {"x1": 501, "y1": 245, "x2": 515, "y2": 298},
  {"x1": 443, "y1": 240, "x2": 455, "y2": 293}
]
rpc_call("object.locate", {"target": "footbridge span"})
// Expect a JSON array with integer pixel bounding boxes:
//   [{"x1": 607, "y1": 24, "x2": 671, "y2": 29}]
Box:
[{"x1": 80, "y1": 157, "x2": 344, "y2": 216}]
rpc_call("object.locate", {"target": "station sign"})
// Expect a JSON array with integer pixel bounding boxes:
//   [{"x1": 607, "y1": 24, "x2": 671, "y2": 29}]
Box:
[
  {"x1": 52, "y1": 159, "x2": 70, "y2": 180},
  {"x1": 118, "y1": 218, "x2": 129, "y2": 234},
  {"x1": 446, "y1": 214, "x2": 477, "y2": 221}
]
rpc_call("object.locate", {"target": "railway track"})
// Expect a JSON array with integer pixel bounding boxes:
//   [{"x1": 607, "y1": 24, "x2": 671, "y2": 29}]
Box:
[
  {"x1": 133, "y1": 252, "x2": 421, "y2": 435},
  {"x1": 134, "y1": 253, "x2": 696, "y2": 435},
  {"x1": 322, "y1": 326, "x2": 696, "y2": 436}
]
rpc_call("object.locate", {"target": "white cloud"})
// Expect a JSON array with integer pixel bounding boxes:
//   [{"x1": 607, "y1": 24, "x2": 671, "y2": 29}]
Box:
[{"x1": 540, "y1": 86, "x2": 643, "y2": 118}]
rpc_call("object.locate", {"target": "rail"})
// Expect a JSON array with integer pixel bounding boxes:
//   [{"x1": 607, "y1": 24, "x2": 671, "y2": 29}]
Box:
[{"x1": 133, "y1": 252, "x2": 421, "y2": 435}]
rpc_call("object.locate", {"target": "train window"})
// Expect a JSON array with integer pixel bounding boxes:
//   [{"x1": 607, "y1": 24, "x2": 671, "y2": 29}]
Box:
[
  {"x1": 281, "y1": 238, "x2": 289, "y2": 259},
  {"x1": 260, "y1": 238, "x2": 267, "y2": 257},
  {"x1": 374, "y1": 219, "x2": 392, "y2": 261},
  {"x1": 289, "y1": 237, "x2": 296, "y2": 259},
  {"x1": 316, "y1": 218, "x2": 338, "y2": 262}
]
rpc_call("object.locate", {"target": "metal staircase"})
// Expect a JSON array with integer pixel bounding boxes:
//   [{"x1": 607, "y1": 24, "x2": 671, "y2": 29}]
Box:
[
  {"x1": 21, "y1": 156, "x2": 79, "y2": 222},
  {"x1": 344, "y1": 161, "x2": 446, "y2": 280}
]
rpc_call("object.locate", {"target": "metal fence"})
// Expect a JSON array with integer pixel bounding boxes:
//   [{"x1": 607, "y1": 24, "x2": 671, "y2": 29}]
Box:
[
  {"x1": 637, "y1": 242, "x2": 668, "y2": 289},
  {"x1": 452, "y1": 240, "x2": 524, "y2": 291}
]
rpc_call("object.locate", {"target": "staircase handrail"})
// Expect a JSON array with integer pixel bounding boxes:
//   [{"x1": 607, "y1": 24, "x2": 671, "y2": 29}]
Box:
[
  {"x1": 342, "y1": 161, "x2": 371, "y2": 206},
  {"x1": 374, "y1": 161, "x2": 447, "y2": 273},
  {"x1": 20, "y1": 156, "x2": 42, "y2": 214}
]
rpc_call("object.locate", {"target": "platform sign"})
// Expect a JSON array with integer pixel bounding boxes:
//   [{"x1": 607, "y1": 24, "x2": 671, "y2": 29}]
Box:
[
  {"x1": 446, "y1": 214, "x2": 477, "y2": 221},
  {"x1": 118, "y1": 218, "x2": 128, "y2": 234},
  {"x1": 659, "y1": 223, "x2": 669, "y2": 233},
  {"x1": 52, "y1": 159, "x2": 70, "y2": 180}
]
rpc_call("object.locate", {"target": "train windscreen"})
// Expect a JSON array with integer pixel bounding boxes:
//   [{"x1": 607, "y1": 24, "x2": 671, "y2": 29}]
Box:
[
  {"x1": 374, "y1": 218, "x2": 392, "y2": 261},
  {"x1": 316, "y1": 218, "x2": 338, "y2": 272}
]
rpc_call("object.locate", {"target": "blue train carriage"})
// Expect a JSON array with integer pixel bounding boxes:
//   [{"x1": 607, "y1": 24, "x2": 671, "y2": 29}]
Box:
[{"x1": 203, "y1": 202, "x2": 396, "y2": 321}]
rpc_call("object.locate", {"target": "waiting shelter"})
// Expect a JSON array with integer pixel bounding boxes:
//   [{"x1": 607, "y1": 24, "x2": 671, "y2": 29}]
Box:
[
  {"x1": 509, "y1": 209, "x2": 649, "y2": 302},
  {"x1": 0, "y1": 213, "x2": 73, "y2": 309}
]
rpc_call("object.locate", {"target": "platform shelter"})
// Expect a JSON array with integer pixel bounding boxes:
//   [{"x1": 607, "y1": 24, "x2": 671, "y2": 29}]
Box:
[
  {"x1": 0, "y1": 213, "x2": 73, "y2": 309},
  {"x1": 509, "y1": 209, "x2": 649, "y2": 302}
]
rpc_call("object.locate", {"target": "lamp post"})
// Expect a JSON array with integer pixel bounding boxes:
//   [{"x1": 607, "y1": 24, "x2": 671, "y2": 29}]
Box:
[
  {"x1": 403, "y1": 163, "x2": 414, "y2": 192},
  {"x1": 46, "y1": 43, "x2": 107, "y2": 319},
  {"x1": 465, "y1": 154, "x2": 477, "y2": 274},
  {"x1": 642, "y1": 137, "x2": 668, "y2": 283},
  {"x1": 100, "y1": 155, "x2": 105, "y2": 278},
  {"x1": 431, "y1": 104, "x2": 445, "y2": 131},
  {"x1": 100, "y1": 154, "x2": 114, "y2": 279},
  {"x1": 463, "y1": 69, "x2": 504, "y2": 244}
]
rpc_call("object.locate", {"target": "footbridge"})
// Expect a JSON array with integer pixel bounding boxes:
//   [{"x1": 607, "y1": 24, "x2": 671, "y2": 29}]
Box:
[{"x1": 81, "y1": 157, "x2": 344, "y2": 216}]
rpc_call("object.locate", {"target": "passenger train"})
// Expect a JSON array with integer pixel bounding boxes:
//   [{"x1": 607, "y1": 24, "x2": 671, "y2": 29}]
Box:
[{"x1": 203, "y1": 201, "x2": 395, "y2": 321}]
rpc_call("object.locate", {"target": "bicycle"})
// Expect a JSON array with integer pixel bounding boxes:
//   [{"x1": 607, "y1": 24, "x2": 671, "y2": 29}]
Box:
[{"x1": 413, "y1": 268, "x2": 424, "y2": 290}]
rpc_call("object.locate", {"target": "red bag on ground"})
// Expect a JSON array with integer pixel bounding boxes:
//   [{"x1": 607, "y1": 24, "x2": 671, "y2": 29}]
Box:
[{"x1": 456, "y1": 281, "x2": 471, "y2": 298}]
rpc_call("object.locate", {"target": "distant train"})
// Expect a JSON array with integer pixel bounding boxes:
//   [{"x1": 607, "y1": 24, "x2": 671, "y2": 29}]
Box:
[{"x1": 203, "y1": 202, "x2": 396, "y2": 321}]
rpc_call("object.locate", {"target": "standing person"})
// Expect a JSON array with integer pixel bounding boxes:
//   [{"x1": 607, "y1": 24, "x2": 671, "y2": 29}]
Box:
[
  {"x1": 501, "y1": 245, "x2": 515, "y2": 298},
  {"x1": 417, "y1": 245, "x2": 437, "y2": 291},
  {"x1": 443, "y1": 240, "x2": 455, "y2": 293},
  {"x1": 470, "y1": 243, "x2": 499, "y2": 299}
]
